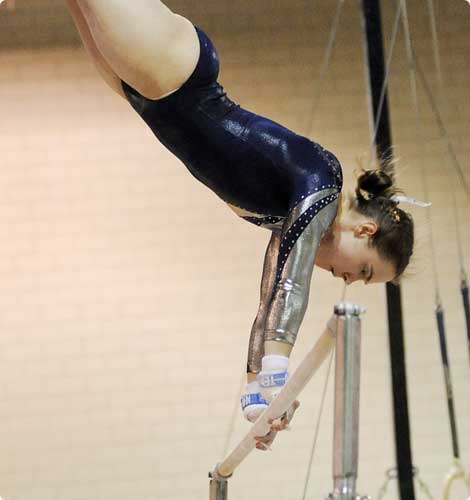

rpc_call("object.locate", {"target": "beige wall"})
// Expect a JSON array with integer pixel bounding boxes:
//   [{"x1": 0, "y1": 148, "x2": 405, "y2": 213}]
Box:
[{"x1": 0, "y1": 1, "x2": 469, "y2": 500}]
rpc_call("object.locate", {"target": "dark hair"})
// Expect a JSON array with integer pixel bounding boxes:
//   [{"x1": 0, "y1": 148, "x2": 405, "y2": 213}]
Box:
[{"x1": 352, "y1": 167, "x2": 414, "y2": 281}]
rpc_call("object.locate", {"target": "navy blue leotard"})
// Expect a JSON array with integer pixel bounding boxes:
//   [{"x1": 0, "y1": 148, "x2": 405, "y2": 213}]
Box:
[{"x1": 121, "y1": 25, "x2": 343, "y2": 372}]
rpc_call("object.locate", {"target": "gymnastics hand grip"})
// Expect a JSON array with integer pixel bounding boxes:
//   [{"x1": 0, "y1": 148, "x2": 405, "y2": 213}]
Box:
[
  {"x1": 241, "y1": 382, "x2": 268, "y2": 423},
  {"x1": 257, "y1": 354, "x2": 289, "y2": 404}
]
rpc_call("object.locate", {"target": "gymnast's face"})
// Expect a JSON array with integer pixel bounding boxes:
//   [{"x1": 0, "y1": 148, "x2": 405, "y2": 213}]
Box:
[{"x1": 316, "y1": 221, "x2": 396, "y2": 284}]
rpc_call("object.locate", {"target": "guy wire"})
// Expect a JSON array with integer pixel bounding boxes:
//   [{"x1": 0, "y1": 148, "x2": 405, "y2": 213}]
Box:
[
  {"x1": 398, "y1": 0, "x2": 441, "y2": 301},
  {"x1": 305, "y1": 0, "x2": 344, "y2": 138},
  {"x1": 368, "y1": 0, "x2": 403, "y2": 162},
  {"x1": 423, "y1": 0, "x2": 468, "y2": 276}
]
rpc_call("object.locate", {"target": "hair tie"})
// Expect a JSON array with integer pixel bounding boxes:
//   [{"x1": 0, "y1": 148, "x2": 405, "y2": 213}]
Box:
[{"x1": 390, "y1": 195, "x2": 431, "y2": 207}]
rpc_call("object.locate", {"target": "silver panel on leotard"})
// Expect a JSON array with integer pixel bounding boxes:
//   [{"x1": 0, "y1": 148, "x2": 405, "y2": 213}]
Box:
[
  {"x1": 246, "y1": 229, "x2": 281, "y2": 373},
  {"x1": 247, "y1": 189, "x2": 339, "y2": 373},
  {"x1": 281, "y1": 188, "x2": 338, "y2": 240},
  {"x1": 264, "y1": 196, "x2": 339, "y2": 346}
]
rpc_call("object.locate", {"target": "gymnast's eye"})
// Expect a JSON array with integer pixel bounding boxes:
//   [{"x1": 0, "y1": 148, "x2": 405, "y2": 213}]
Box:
[
  {"x1": 362, "y1": 266, "x2": 374, "y2": 284},
  {"x1": 361, "y1": 266, "x2": 369, "y2": 283}
]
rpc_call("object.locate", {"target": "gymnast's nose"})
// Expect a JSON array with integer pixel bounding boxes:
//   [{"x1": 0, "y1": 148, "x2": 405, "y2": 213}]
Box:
[{"x1": 342, "y1": 273, "x2": 356, "y2": 284}]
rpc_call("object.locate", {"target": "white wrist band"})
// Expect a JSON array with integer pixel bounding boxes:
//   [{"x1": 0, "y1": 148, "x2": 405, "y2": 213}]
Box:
[{"x1": 261, "y1": 354, "x2": 289, "y2": 372}]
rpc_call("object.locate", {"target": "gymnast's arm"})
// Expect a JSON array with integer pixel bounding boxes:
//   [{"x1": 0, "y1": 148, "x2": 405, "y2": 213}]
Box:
[
  {"x1": 246, "y1": 229, "x2": 282, "y2": 378},
  {"x1": 263, "y1": 193, "x2": 340, "y2": 357}
]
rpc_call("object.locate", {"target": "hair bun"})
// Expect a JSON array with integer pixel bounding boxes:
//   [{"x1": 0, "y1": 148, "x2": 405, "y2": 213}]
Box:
[{"x1": 357, "y1": 169, "x2": 393, "y2": 200}]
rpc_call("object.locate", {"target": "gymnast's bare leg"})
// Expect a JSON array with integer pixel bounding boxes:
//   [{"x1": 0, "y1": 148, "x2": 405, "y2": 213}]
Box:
[
  {"x1": 65, "y1": 0, "x2": 126, "y2": 98},
  {"x1": 65, "y1": 0, "x2": 200, "y2": 100}
]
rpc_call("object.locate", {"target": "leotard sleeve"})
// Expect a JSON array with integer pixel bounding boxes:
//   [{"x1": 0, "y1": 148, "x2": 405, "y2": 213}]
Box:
[
  {"x1": 264, "y1": 186, "x2": 339, "y2": 344},
  {"x1": 247, "y1": 137, "x2": 342, "y2": 373}
]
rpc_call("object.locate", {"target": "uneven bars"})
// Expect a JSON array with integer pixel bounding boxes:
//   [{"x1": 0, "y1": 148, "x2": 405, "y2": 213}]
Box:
[{"x1": 211, "y1": 325, "x2": 336, "y2": 480}]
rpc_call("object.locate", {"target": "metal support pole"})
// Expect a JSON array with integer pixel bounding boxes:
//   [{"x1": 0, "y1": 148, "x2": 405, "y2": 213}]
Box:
[
  {"x1": 360, "y1": 2, "x2": 416, "y2": 498},
  {"x1": 460, "y1": 275, "x2": 470, "y2": 367},
  {"x1": 209, "y1": 471, "x2": 229, "y2": 500},
  {"x1": 327, "y1": 302, "x2": 368, "y2": 500}
]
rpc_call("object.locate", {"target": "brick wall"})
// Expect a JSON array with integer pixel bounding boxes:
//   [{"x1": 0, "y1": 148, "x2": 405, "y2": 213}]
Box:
[{"x1": 0, "y1": 1, "x2": 469, "y2": 500}]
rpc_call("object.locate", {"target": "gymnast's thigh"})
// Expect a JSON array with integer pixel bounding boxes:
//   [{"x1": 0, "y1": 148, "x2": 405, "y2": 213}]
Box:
[{"x1": 76, "y1": 1, "x2": 200, "y2": 100}]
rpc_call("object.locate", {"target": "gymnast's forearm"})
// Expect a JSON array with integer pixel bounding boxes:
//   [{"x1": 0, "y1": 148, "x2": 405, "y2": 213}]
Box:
[{"x1": 263, "y1": 279, "x2": 310, "y2": 357}]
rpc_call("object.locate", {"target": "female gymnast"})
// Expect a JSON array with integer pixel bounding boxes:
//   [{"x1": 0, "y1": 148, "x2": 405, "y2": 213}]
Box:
[{"x1": 64, "y1": 0, "x2": 414, "y2": 449}]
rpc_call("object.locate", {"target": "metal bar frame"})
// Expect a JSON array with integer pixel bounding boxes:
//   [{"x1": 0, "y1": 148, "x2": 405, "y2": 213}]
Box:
[{"x1": 327, "y1": 302, "x2": 365, "y2": 500}]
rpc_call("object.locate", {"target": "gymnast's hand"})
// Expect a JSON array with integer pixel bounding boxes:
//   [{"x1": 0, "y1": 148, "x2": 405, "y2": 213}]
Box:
[
  {"x1": 241, "y1": 354, "x2": 290, "y2": 423},
  {"x1": 255, "y1": 400, "x2": 300, "y2": 451},
  {"x1": 254, "y1": 399, "x2": 300, "y2": 451},
  {"x1": 240, "y1": 354, "x2": 300, "y2": 450},
  {"x1": 240, "y1": 380, "x2": 300, "y2": 451},
  {"x1": 241, "y1": 380, "x2": 269, "y2": 423}
]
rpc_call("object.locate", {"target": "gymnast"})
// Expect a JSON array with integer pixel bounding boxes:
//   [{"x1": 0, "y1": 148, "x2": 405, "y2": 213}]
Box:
[{"x1": 64, "y1": 0, "x2": 414, "y2": 449}]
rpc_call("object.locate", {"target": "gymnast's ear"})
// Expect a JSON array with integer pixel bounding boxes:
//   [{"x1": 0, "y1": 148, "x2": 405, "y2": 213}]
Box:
[{"x1": 354, "y1": 221, "x2": 378, "y2": 238}]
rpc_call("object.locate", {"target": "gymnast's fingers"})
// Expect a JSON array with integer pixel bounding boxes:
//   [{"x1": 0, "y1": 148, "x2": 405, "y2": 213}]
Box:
[
  {"x1": 270, "y1": 399, "x2": 300, "y2": 432},
  {"x1": 254, "y1": 430, "x2": 277, "y2": 451}
]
